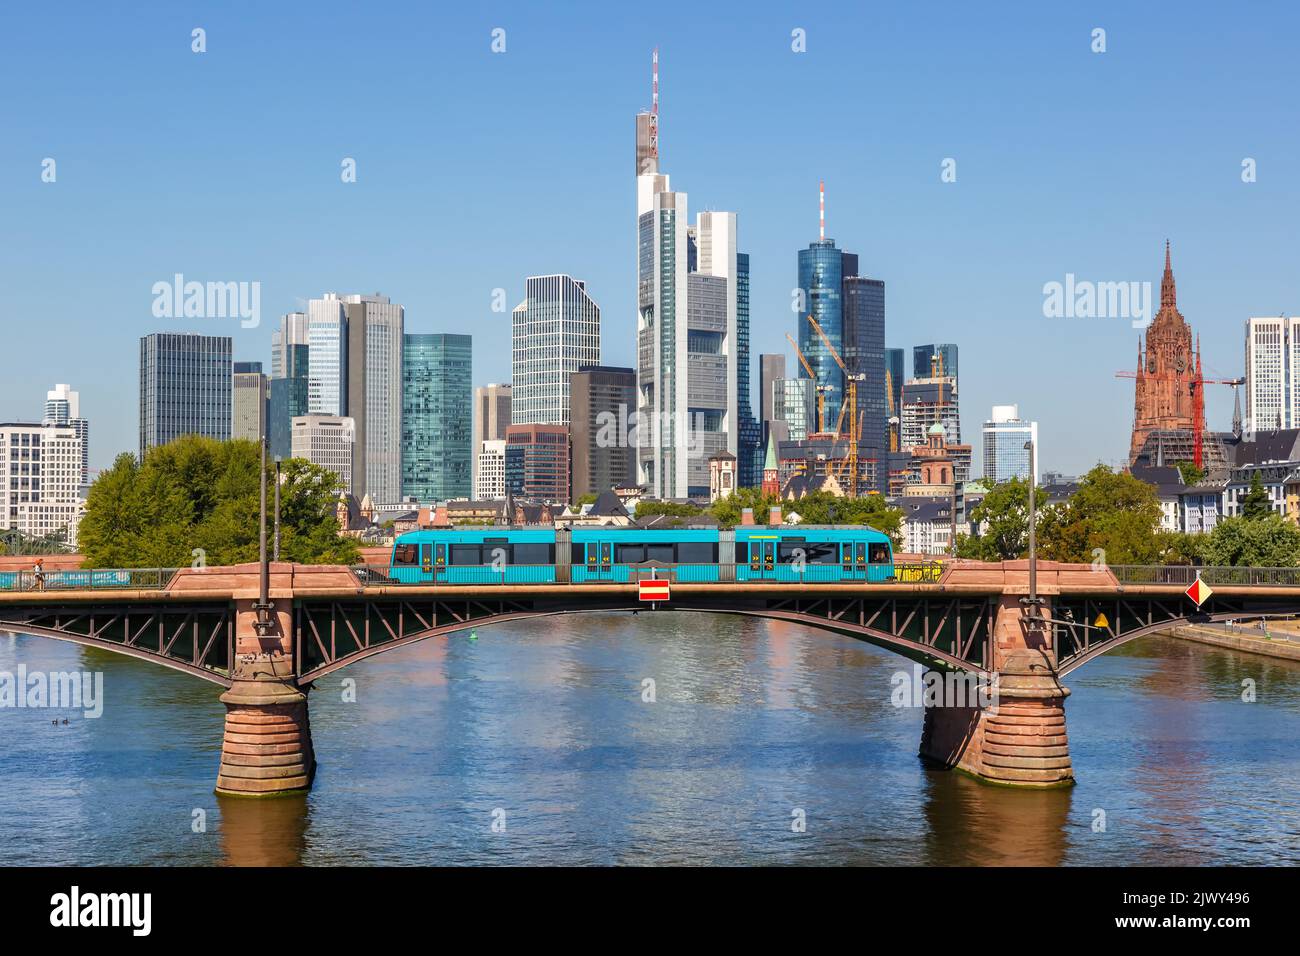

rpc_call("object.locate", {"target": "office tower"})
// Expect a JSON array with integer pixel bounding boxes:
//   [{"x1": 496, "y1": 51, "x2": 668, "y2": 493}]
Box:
[
  {"x1": 1245, "y1": 315, "x2": 1300, "y2": 431},
  {"x1": 901, "y1": 377, "x2": 960, "y2": 449},
  {"x1": 306, "y1": 294, "x2": 348, "y2": 416},
  {"x1": 0, "y1": 423, "x2": 85, "y2": 546},
  {"x1": 232, "y1": 361, "x2": 268, "y2": 443},
  {"x1": 759, "y1": 355, "x2": 786, "y2": 427},
  {"x1": 885, "y1": 348, "x2": 905, "y2": 415},
  {"x1": 344, "y1": 294, "x2": 404, "y2": 503},
  {"x1": 735, "y1": 252, "x2": 761, "y2": 488},
  {"x1": 42, "y1": 383, "x2": 89, "y2": 486},
  {"x1": 511, "y1": 275, "x2": 601, "y2": 426},
  {"x1": 475, "y1": 439, "x2": 507, "y2": 500},
  {"x1": 570, "y1": 365, "x2": 636, "y2": 499},
  {"x1": 774, "y1": 378, "x2": 813, "y2": 442},
  {"x1": 635, "y1": 51, "x2": 742, "y2": 498},
  {"x1": 983, "y1": 405, "x2": 1039, "y2": 483},
  {"x1": 912, "y1": 343, "x2": 958, "y2": 384},
  {"x1": 291, "y1": 415, "x2": 355, "y2": 494},
  {"x1": 401, "y1": 333, "x2": 472, "y2": 502},
  {"x1": 1129, "y1": 244, "x2": 1202, "y2": 464},
  {"x1": 139, "y1": 332, "x2": 232, "y2": 457},
  {"x1": 269, "y1": 343, "x2": 309, "y2": 461},
  {"x1": 271, "y1": 311, "x2": 307, "y2": 380},
  {"x1": 473, "y1": 383, "x2": 512, "y2": 490},
  {"x1": 505, "y1": 423, "x2": 570, "y2": 501},
  {"x1": 795, "y1": 182, "x2": 888, "y2": 491}
]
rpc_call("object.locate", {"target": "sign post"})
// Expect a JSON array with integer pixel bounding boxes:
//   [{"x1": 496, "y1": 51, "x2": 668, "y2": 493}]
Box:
[
  {"x1": 1185, "y1": 572, "x2": 1213, "y2": 608},
  {"x1": 639, "y1": 571, "x2": 670, "y2": 608}
]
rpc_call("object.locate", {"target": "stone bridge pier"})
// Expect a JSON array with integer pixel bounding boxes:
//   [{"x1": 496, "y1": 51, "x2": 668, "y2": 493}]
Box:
[
  {"x1": 215, "y1": 592, "x2": 315, "y2": 797},
  {"x1": 920, "y1": 592, "x2": 1073, "y2": 787}
]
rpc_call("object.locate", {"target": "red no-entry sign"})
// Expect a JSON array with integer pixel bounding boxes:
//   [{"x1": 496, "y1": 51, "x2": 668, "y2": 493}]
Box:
[{"x1": 639, "y1": 578, "x2": 671, "y2": 602}]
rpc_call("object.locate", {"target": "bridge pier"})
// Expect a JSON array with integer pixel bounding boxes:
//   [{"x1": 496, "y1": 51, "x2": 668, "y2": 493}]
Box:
[
  {"x1": 215, "y1": 597, "x2": 315, "y2": 797},
  {"x1": 920, "y1": 594, "x2": 1073, "y2": 787}
]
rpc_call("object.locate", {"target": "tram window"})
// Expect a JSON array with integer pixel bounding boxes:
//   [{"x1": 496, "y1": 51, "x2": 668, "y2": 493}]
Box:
[
  {"x1": 512, "y1": 543, "x2": 553, "y2": 565},
  {"x1": 572, "y1": 543, "x2": 588, "y2": 564},
  {"x1": 393, "y1": 544, "x2": 418, "y2": 566},
  {"x1": 779, "y1": 541, "x2": 839, "y2": 564},
  {"x1": 736, "y1": 542, "x2": 750, "y2": 563},
  {"x1": 869, "y1": 542, "x2": 891, "y2": 564},
  {"x1": 645, "y1": 544, "x2": 676, "y2": 563},
  {"x1": 450, "y1": 545, "x2": 482, "y2": 565},
  {"x1": 616, "y1": 544, "x2": 646, "y2": 564},
  {"x1": 677, "y1": 541, "x2": 715, "y2": 563}
]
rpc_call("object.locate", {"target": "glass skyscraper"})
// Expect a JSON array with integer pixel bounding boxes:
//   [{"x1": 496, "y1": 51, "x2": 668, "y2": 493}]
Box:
[
  {"x1": 138, "y1": 332, "x2": 232, "y2": 458},
  {"x1": 269, "y1": 343, "x2": 309, "y2": 461},
  {"x1": 913, "y1": 343, "x2": 958, "y2": 383},
  {"x1": 401, "y1": 333, "x2": 472, "y2": 501},
  {"x1": 735, "y1": 252, "x2": 762, "y2": 487},
  {"x1": 982, "y1": 405, "x2": 1038, "y2": 484}
]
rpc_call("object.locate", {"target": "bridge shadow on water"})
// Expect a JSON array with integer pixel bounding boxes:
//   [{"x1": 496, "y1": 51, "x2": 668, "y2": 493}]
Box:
[{"x1": 216, "y1": 793, "x2": 310, "y2": 866}]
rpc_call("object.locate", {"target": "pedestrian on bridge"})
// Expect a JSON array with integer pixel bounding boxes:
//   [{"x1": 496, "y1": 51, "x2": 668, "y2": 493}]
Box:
[{"x1": 33, "y1": 557, "x2": 45, "y2": 592}]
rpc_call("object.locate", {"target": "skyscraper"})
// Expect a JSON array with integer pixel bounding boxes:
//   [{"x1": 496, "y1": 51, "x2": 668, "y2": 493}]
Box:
[
  {"x1": 511, "y1": 275, "x2": 600, "y2": 426},
  {"x1": 983, "y1": 405, "x2": 1038, "y2": 483},
  {"x1": 794, "y1": 184, "x2": 888, "y2": 491},
  {"x1": 473, "y1": 383, "x2": 512, "y2": 493},
  {"x1": 43, "y1": 383, "x2": 89, "y2": 486},
  {"x1": 885, "y1": 348, "x2": 905, "y2": 417},
  {"x1": 139, "y1": 332, "x2": 232, "y2": 457},
  {"x1": 306, "y1": 294, "x2": 347, "y2": 417},
  {"x1": 291, "y1": 415, "x2": 354, "y2": 494},
  {"x1": 345, "y1": 294, "x2": 404, "y2": 503},
  {"x1": 912, "y1": 343, "x2": 958, "y2": 383},
  {"x1": 475, "y1": 439, "x2": 507, "y2": 500},
  {"x1": 570, "y1": 365, "x2": 636, "y2": 499},
  {"x1": 1245, "y1": 315, "x2": 1300, "y2": 432},
  {"x1": 401, "y1": 333, "x2": 472, "y2": 501},
  {"x1": 271, "y1": 311, "x2": 307, "y2": 380},
  {"x1": 759, "y1": 354, "x2": 786, "y2": 428},
  {"x1": 232, "y1": 361, "x2": 267, "y2": 443},
  {"x1": 269, "y1": 343, "x2": 309, "y2": 461},
  {"x1": 634, "y1": 53, "x2": 744, "y2": 497}
]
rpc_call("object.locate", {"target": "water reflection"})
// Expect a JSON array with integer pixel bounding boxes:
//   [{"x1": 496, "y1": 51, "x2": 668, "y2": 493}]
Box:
[{"x1": 1, "y1": 620, "x2": 1298, "y2": 865}]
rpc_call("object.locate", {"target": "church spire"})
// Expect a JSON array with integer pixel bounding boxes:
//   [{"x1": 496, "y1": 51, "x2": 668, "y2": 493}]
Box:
[{"x1": 1160, "y1": 239, "x2": 1177, "y2": 312}]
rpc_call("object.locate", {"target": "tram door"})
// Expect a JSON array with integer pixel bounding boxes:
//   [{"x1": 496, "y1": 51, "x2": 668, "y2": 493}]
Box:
[
  {"x1": 747, "y1": 538, "x2": 777, "y2": 581},
  {"x1": 584, "y1": 540, "x2": 614, "y2": 581}
]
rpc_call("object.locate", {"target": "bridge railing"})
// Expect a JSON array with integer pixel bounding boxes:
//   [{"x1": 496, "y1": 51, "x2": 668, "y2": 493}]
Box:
[
  {"x1": 348, "y1": 562, "x2": 943, "y2": 586},
  {"x1": 1109, "y1": 565, "x2": 1300, "y2": 587},
  {"x1": 0, "y1": 568, "x2": 180, "y2": 592}
]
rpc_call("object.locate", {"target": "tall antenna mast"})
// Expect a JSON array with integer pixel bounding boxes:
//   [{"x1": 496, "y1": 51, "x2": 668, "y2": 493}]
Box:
[
  {"x1": 819, "y1": 179, "x2": 825, "y2": 240},
  {"x1": 649, "y1": 48, "x2": 659, "y2": 162}
]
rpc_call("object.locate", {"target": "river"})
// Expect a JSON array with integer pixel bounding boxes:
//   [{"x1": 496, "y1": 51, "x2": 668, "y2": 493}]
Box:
[{"x1": 2, "y1": 613, "x2": 1298, "y2": 865}]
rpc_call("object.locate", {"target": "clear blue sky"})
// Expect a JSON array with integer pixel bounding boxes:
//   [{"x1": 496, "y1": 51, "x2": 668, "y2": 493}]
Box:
[{"x1": 2, "y1": 1, "x2": 1296, "y2": 474}]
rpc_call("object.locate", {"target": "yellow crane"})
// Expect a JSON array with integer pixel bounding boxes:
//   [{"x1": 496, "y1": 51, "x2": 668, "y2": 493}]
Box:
[
  {"x1": 885, "y1": 367, "x2": 899, "y2": 452},
  {"x1": 785, "y1": 332, "x2": 833, "y2": 436},
  {"x1": 806, "y1": 314, "x2": 864, "y2": 497}
]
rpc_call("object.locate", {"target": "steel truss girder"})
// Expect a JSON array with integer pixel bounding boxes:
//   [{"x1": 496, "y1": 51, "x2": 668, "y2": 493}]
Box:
[
  {"x1": 0, "y1": 603, "x2": 234, "y2": 685},
  {"x1": 1053, "y1": 595, "x2": 1300, "y2": 674}
]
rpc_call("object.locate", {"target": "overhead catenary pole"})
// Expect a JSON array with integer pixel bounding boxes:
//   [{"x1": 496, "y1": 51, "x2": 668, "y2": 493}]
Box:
[{"x1": 254, "y1": 428, "x2": 273, "y2": 635}]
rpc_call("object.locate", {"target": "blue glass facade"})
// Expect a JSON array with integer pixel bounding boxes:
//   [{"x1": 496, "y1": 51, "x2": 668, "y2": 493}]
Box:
[
  {"x1": 913, "y1": 343, "x2": 958, "y2": 382},
  {"x1": 138, "y1": 332, "x2": 232, "y2": 458},
  {"x1": 885, "y1": 348, "x2": 904, "y2": 412},
  {"x1": 269, "y1": 343, "x2": 309, "y2": 461},
  {"x1": 735, "y1": 252, "x2": 762, "y2": 487},
  {"x1": 796, "y1": 240, "x2": 846, "y2": 423},
  {"x1": 401, "y1": 333, "x2": 472, "y2": 501},
  {"x1": 844, "y1": 276, "x2": 887, "y2": 492}
]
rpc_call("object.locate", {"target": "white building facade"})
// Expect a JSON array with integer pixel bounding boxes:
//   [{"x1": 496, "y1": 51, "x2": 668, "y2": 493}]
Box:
[
  {"x1": 1245, "y1": 316, "x2": 1300, "y2": 432},
  {"x1": 1, "y1": 423, "x2": 85, "y2": 547},
  {"x1": 474, "y1": 439, "x2": 507, "y2": 500},
  {"x1": 981, "y1": 404, "x2": 1038, "y2": 484},
  {"x1": 511, "y1": 276, "x2": 600, "y2": 427},
  {"x1": 291, "y1": 415, "x2": 355, "y2": 495}
]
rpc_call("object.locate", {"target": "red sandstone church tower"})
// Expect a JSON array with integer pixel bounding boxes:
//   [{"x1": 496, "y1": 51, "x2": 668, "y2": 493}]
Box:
[{"x1": 1128, "y1": 242, "x2": 1204, "y2": 464}]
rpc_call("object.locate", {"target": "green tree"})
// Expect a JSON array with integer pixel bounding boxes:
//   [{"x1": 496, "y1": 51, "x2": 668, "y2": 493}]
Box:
[
  {"x1": 1201, "y1": 514, "x2": 1300, "y2": 567},
  {"x1": 707, "y1": 487, "x2": 779, "y2": 528},
  {"x1": 1173, "y1": 460, "x2": 1206, "y2": 486},
  {"x1": 1240, "y1": 471, "x2": 1272, "y2": 520},
  {"x1": 954, "y1": 476, "x2": 1035, "y2": 561},
  {"x1": 79, "y1": 437, "x2": 359, "y2": 567},
  {"x1": 1038, "y1": 464, "x2": 1163, "y2": 565}
]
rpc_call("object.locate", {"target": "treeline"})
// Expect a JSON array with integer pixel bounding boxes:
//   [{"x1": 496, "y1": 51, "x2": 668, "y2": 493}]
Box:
[
  {"x1": 78, "y1": 436, "x2": 359, "y2": 568},
  {"x1": 957, "y1": 465, "x2": 1300, "y2": 567}
]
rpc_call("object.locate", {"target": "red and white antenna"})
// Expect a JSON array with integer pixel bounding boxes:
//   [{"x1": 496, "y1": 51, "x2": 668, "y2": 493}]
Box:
[
  {"x1": 649, "y1": 48, "x2": 659, "y2": 161},
  {"x1": 819, "y1": 179, "x2": 825, "y2": 240}
]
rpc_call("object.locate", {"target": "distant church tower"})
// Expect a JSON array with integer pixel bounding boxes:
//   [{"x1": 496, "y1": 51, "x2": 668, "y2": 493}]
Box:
[
  {"x1": 1129, "y1": 241, "x2": 1203, "y2": 464},
  {"x1": 761, "y1": 434, "x2": 780, "y2": 498}
]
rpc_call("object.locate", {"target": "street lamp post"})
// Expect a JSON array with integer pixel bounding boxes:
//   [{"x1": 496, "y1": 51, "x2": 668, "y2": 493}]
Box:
[
  {"x1": 273, "y1": 456, "x2": 282, "y2": 563},
  {"x1": 253, "y1": 430, "x2": 274, "y2": 636},
  {"x1": 1024, "y1": 438, "x2": 1040, "y2": 620}
]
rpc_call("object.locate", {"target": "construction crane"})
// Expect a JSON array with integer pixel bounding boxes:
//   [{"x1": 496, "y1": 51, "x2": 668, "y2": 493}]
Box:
[
  {"x1": 786, "y1": 332, "x2": 833, "y2": 436},
  {"x1": 885, "y1": 367, "x2": 899, "y2": 452},
  {"x1": 806, "y1": 314, "x2": 864, "y2": 497}
]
